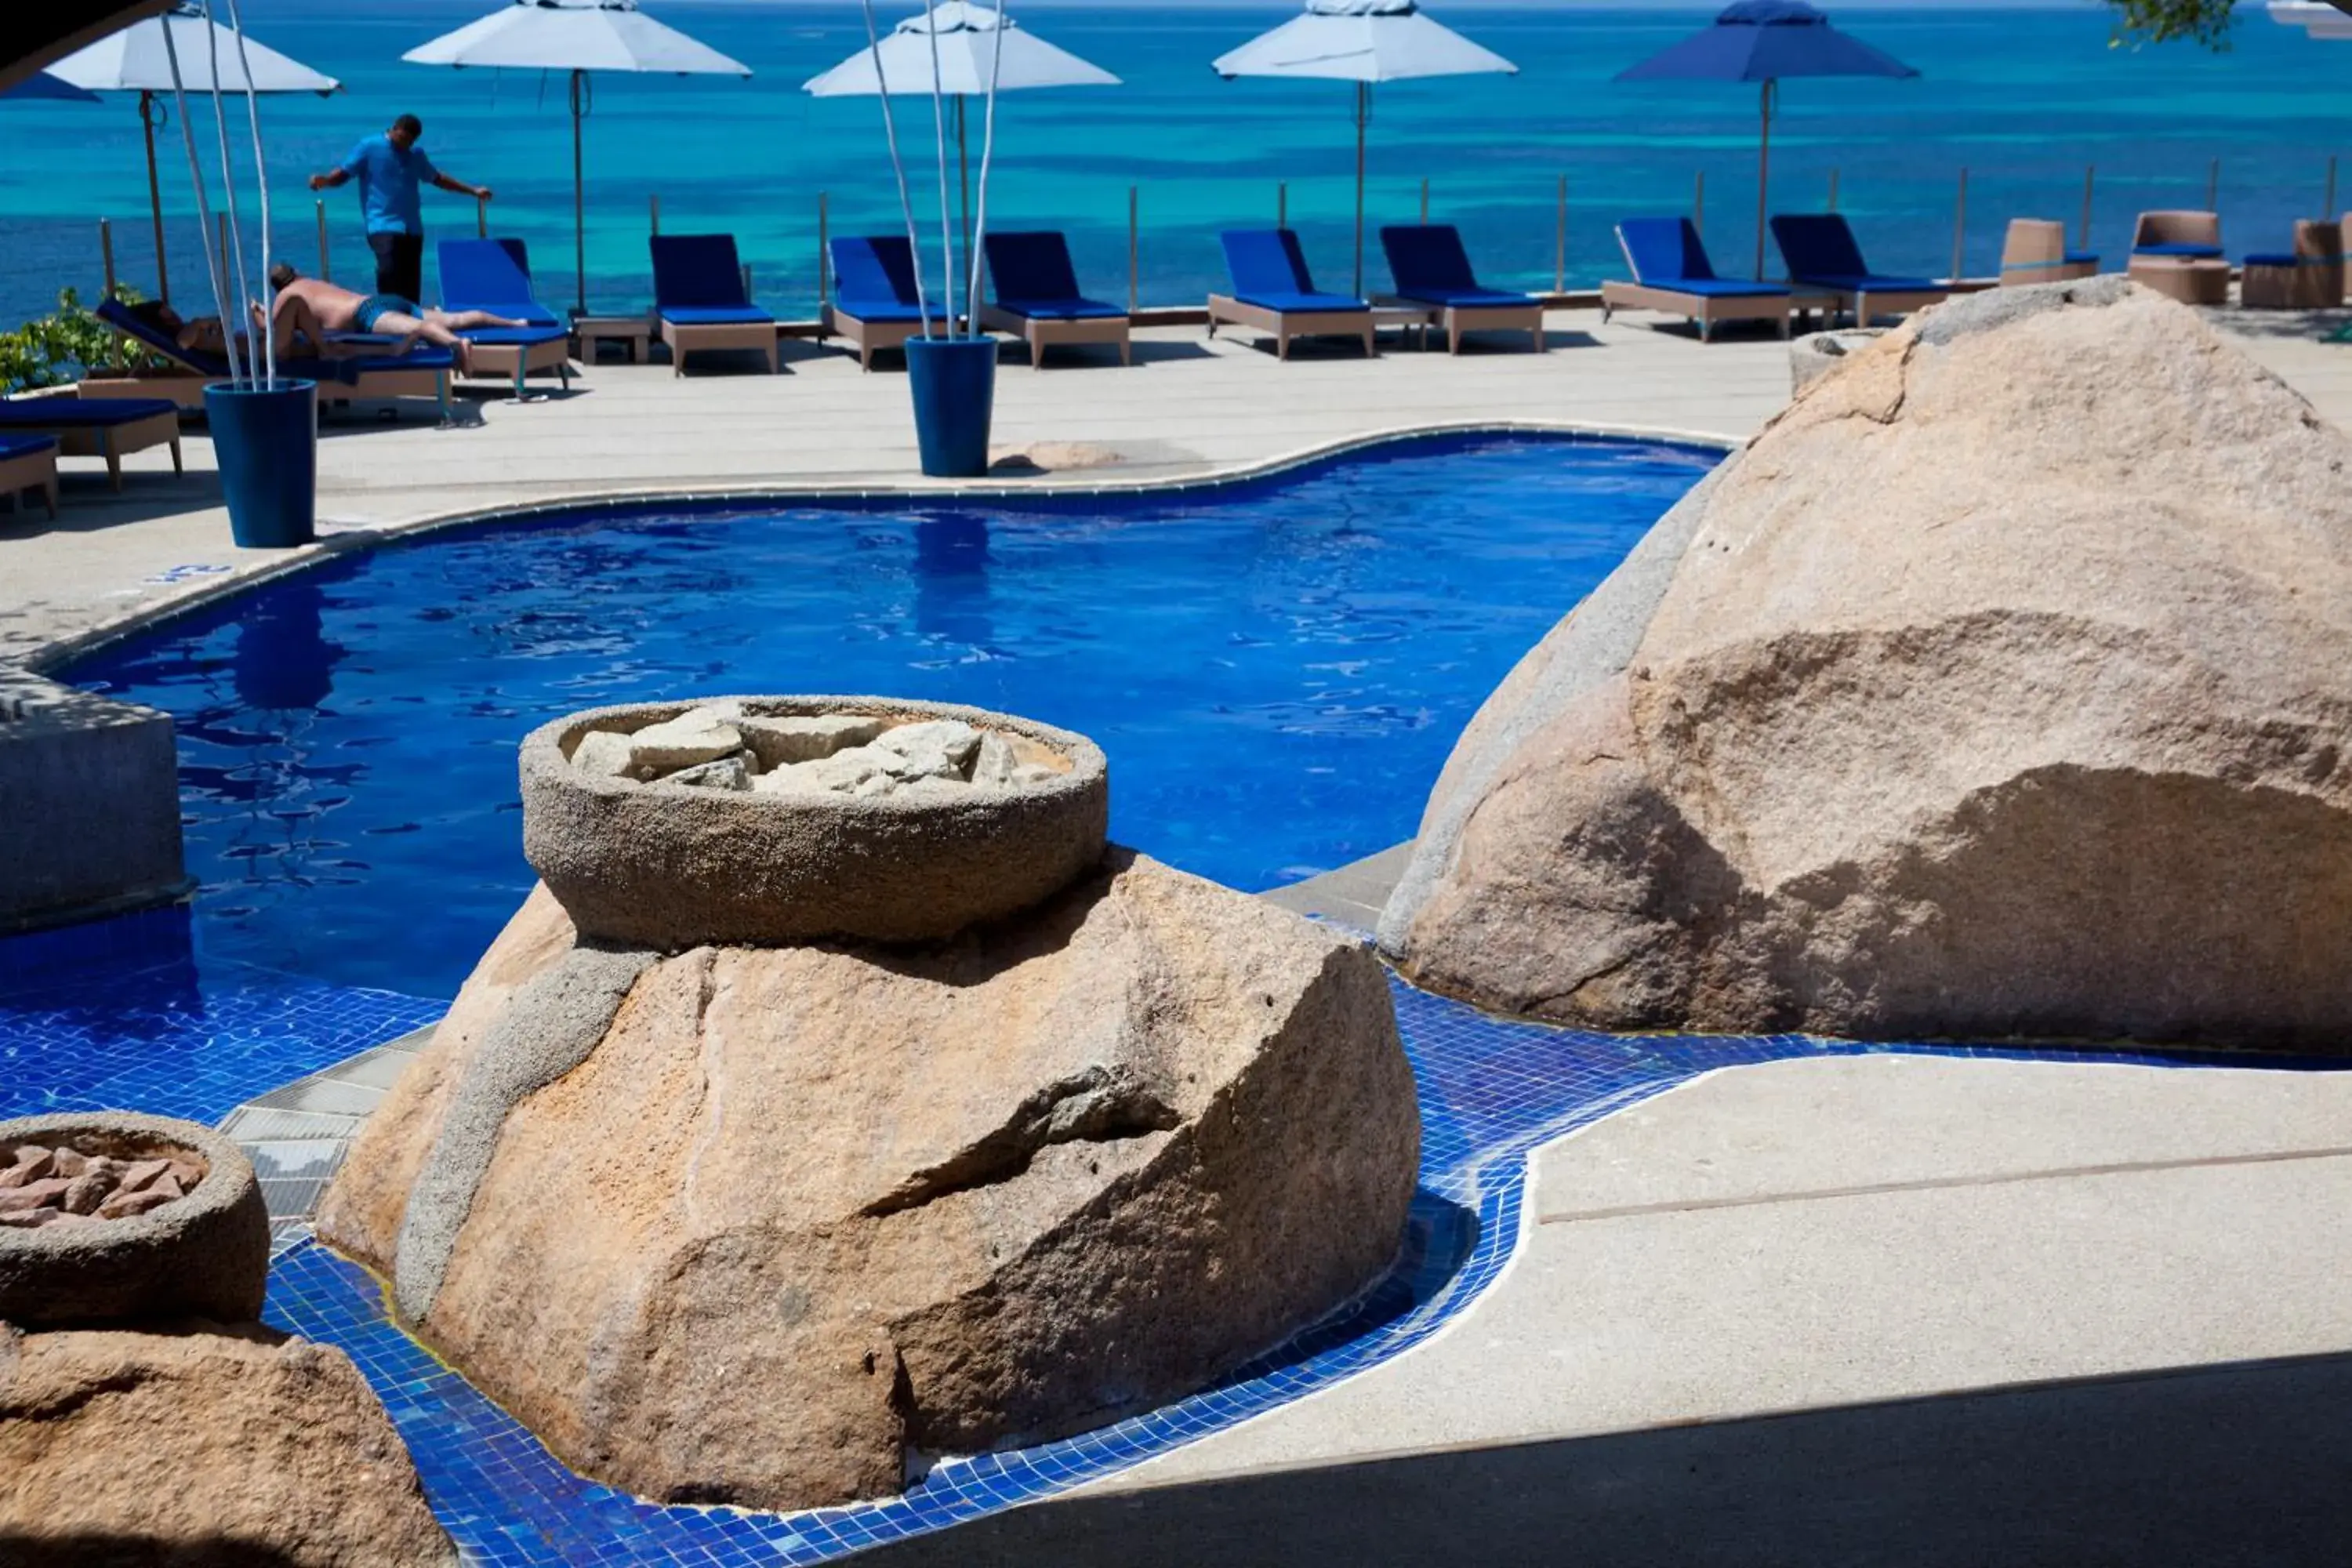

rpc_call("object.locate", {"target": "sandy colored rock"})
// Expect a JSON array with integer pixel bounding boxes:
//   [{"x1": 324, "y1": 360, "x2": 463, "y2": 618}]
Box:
[
  {"x1": 321, "y1": 851, "x2": 1418, "y2": 1511},
  {"x1": 1383, "y1": 278, "x2": 2352, "y2": 1048},
  {"x1": 0, "y1": 1320, "x2": 456, "y2": 1566}
]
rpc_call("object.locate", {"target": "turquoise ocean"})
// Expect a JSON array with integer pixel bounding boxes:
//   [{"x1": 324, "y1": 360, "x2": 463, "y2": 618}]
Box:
[{"x1": 0, "y1": 1, "x2": 2346, "y2": 327}]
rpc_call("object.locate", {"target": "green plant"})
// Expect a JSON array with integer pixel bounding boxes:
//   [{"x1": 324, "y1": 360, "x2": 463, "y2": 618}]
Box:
[
  {"x1": 2099, "y1": 0, "x2": 2340, "y2": 49},
  {"x1": 0, "y1": 286, "x2": 144, "y2": 394}
]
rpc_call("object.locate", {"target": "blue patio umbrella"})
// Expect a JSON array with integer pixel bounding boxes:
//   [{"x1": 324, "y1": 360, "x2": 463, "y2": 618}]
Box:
[
  {"x1": 1617, "y1": 0, "x2": 1916, "y2": 279},
  {"x1": 2, "y1": 72, "x2": 104, "y2": 103}
]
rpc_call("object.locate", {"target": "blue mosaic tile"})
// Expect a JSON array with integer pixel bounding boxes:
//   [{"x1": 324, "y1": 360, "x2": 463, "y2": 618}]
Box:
[
  {"x1": 13, "y1": 899, "x2": 2348, "y2": 1564},
  {"x1": 246, "y1": 975, "x2": 2352, "y2": 1566},
  {"x1": 0, "y1": 904, "x2": 441, "y2": 1126}
]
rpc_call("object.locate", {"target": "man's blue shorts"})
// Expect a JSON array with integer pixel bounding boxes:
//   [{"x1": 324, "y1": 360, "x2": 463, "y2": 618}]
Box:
[{"x1": 353, "y1": 293, "x2": 414, "y2": 332}]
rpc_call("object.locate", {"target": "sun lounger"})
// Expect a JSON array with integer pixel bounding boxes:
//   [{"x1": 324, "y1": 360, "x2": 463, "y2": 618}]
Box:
[
  {"x1": 1208, "y1": 230, "x2": 1374, "y2": 360},
  {"x1": 1998, "y1": 219, "x2": 2098, "y2": 287},
  {"x1": 825, "y1": 235, "x2": 932, "y2": 372},
  {"x1": 439, "y1": 238, "x2": 574, "y2": 397},
  {"x1": 651, "y1": 234, "x2": 777, "y2": 376},
  {"x1": 2131, "y1": 210, "x2": 2224, "y2": 260},
  {"x1": 0, "y1": 433, "x2": 58, "y2": 518},
  {"x1": 0, "y1": 392, "x2": 180, "y2": 492},
  {"x1": 978, "y1": 231, "x2": 1131, "y2": 370},
  {"x1": 1600, "y1": 217, "x2": 1797, "y2": 342},
  {"x1": 2239, "y1": 218, "x2": 2345, "y2": 309},
  {"x1": 93, "y1": 297, "x2": 454, "y2": 419},
  {"x1": 1769, "y1": 214, "x2": 1949, "y2": 324},
  {"x1": 1378, "y1": 225, "x2": 1544, "y2": 353}
]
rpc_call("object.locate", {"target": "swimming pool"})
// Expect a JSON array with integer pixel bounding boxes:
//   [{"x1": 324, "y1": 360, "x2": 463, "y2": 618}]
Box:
[{"x1": 62, "y1": 431, "x2": 1717, "y2": 997}]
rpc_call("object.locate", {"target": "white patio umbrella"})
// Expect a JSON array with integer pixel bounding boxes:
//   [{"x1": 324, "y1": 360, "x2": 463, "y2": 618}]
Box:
[
  {"x1": 1213, "y1": 0, "x2": 1515, "y2": 296},
  {"x1": 805, "y1": 2, "x2": 1119, "y2": 263},
  {"x1": 51, "y1": 1, "x2": 339, "y2": 306},
  {"x1": 404, "y1": 0, "x2": 750, "y2": 315},
  {"x1": 2270, "y1": 2, "x2": 2352, "y2": 39}
]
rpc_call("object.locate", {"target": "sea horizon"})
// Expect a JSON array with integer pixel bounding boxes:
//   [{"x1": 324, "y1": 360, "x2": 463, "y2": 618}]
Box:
[{"x1": 2, "y1": 2, "x2": 2339, "y2": 328}]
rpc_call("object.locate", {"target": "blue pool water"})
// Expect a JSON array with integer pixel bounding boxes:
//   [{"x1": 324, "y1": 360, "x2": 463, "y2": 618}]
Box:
[{"x1": 64, "y1": 432, "x2": 1715, "y2": 997}]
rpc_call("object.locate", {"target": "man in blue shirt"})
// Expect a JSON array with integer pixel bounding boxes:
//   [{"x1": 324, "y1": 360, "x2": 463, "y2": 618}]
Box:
[{"x1": 308, "y1": 114, "x2": 492, "y2": 310}]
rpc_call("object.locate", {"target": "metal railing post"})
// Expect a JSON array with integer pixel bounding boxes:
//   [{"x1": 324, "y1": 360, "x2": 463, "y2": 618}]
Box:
[
  {"x1": 1278, "y1": 181, "x2": 1287, "y2": 228},
  {"x1": 818, "y1": 192, "x2": 829, "y2": 312},
  {"x1": 2329, "y1": 154, "x2": 2339, "y2": 218},
  {"x1": 1950, "y1": 167, "x2": 1968, "y2": 285},
  {"x1": 2080, "y1": 165, "x2": 2095, "y2": 252},
  {"x1": 476, "y1": 194, "x2": 488, "y2": 238},
  {"x1": 316, "y1": 200, "x2": 329, "y2": 282},
  {"x1": 1128, "y1": 186, "x2": 1139, "y2": 314},
  {"x1": 2206, "y1": 157, "x2": 2220, "y2": 212},
  {"x1": 1419, "y1": 176, "x2": 1428, "y2": 225},
  {"x1": 1828, "y1": 167, "x2": 1840, "y2": 212},
  {"x1": 1693, "y1": 170, "x2": 1705, "y2": 234},
  {"x1": 100, "y1": 220, "x2": 116, "y2": 301},
  {"x1": 1554, "y1": 174, "x2": 1566, "y2": 294},
  {"x1": 650, "y1": 194, "x2": 661, "y2": 236}
]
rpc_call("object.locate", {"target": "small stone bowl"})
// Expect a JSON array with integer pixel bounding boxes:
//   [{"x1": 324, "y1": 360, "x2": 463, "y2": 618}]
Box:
[
  {"x1": 0, "y1": 1112, "x2": 270, "y2": 1327},
  {"x1": 520, "y1": 695, "x2": 1110, "y2": 949}
]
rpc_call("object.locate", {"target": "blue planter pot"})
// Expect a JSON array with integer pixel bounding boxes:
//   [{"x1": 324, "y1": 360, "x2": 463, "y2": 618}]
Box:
[
  {"x1": 905, "y1": 336, "x2": 997, "y2": 478},
  {"x1": 204, "y1": 379, "x2": 318, "y2": 549}
]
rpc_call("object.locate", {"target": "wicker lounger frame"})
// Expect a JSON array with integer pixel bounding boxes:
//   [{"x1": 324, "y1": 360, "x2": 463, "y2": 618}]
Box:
[
  {"x1": 2, "y1": 399, "x2": 183, "y2": 491},
  {"x1": 821, "y1": 305, "x2": 927, "y2": 372},
  {"x1": 463, "y1": 336, "x2": 574, "y2": 400},
  {"x1": 975, "y1": 304, "x2": 1132, "y2": 370},
  {"x1": 1205, "y1": 294, "x2": 1375, "y2": 359},
  {"x1": 1599, "y1": 279, "x2": 1795, "y2": 342},
  {"x1": 659, "y1": 317, "x2": 779, "y2": 376},
  {"x1": 0, "y1": 441, "x2": 58, "y2": 518}
]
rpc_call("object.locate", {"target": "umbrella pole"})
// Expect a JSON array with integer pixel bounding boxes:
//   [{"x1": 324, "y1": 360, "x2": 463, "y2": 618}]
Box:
[
  {"x1": 142, "y1": 91, "x2": 169, "y2": 305},
  {"x1": 1754, "y1": 79, "x2": 1773, "y2": 281},
  {"x1": 572, "y1": 68, "x2": 587, "y2": 318},
  {"x1": 1353, "y1": 82, "x2": 1368, "y2": 299}
]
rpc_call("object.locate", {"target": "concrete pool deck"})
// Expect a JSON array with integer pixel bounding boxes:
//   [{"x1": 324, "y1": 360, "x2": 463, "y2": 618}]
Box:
[{"x1": 10, "y1": 303, "x2": 2352, "y2": 1563}]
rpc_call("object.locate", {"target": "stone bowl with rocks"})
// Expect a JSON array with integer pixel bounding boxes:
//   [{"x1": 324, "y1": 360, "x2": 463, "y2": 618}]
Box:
[
  {"x1": 521, "y1": 695, "x2": 1110, "y2": 948},
  {"x1": 0, "y1": 1112, "x2": 270, "y2": 1327}
]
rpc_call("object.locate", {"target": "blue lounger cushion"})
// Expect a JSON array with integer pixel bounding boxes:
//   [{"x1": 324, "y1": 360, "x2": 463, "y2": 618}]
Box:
[
  {"x1": 1614, "y1": 217, "x2": 1789, "y2": 297},
  {"x1": 0, "y1": 397, "x2": 178, "y2": 427},
  {"x1": 1237, "y1": 289, "x2": 1371, "y2": 314},
  {"x1": 656, "y1": 306, "x2": 772, "y2": 326},
  {"x1": 1220, "y1": 229, "x2": 1370, "y2": 314},
  {"x1": 651, "y1": 234, "x2": 771, "y2": 321},
  {"x1": 983, "y1": 232, "x2": 1127, "y2": 321},
  {"x1": 2242, "y1": 251, "x2": 2343, "y2": 266},
  {"x1": 1771, "y1": 213, "x2": 1949, "y2": 296},
  {"x1": 1791, "y1": 271, "x2": 1944, "y2": 292},
  {"x1": 1397, "y1": 285, "x2": 1540, "y2": 307},
  {"x1": 834, "y1": 299, "x2": 929, "y2": 323},
  {"x1": 2135, "y1": 241, "x2": 2225, "y2": 259},
  {"x1": 996, "y1": 296, "x2": 1127, "y2": 321},
  {"x1": 97, "y1": 299, "x2": 455, "y2": 383},
  {"x1": 0, "y1": 433, "x2": 59, "y2": 457},
  {"x1": 830, "y1": 235, "x2": 930, "y2": 325},
  {"x1": 1379, "y1": 225, "x2": 1536, "y2": 309},
  {"x1": 438, "y1": 238, "x2": 563, "y2": 328}
]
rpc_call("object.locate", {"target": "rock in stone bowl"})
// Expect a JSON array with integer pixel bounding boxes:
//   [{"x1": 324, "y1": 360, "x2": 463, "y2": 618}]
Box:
[
  {"x1": 0, "y1": 1112, "x2": 270, "y2": 1327},
  {"x1": 521, "y1": 695, "x2": 1110, "y2": 947}
]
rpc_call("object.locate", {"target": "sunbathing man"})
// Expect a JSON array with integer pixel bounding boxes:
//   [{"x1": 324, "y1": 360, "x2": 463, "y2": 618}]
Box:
[
  {"x1": 123, "y1": 298, "x2": 337, "y2": 361},
  {"x1": 265, "y1": 263, "x2": 523, "y2": 373}
]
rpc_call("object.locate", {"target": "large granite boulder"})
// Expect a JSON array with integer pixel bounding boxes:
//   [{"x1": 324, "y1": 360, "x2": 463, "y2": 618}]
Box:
[
  {"x1": 319, "y1": 853, "x2": 1417, "y2": 1511},
  {"x1": 0, "y1": 1320, "x2": 456, "y2": 1567},
  {"x1": 1381, "y1": 278, "x2": 2352, "y2": 1048}
]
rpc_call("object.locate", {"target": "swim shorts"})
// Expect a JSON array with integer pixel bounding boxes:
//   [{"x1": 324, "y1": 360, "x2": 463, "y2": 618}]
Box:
[{"x1": 353, "y1": 293, "x2": 415, "y2": 332}]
